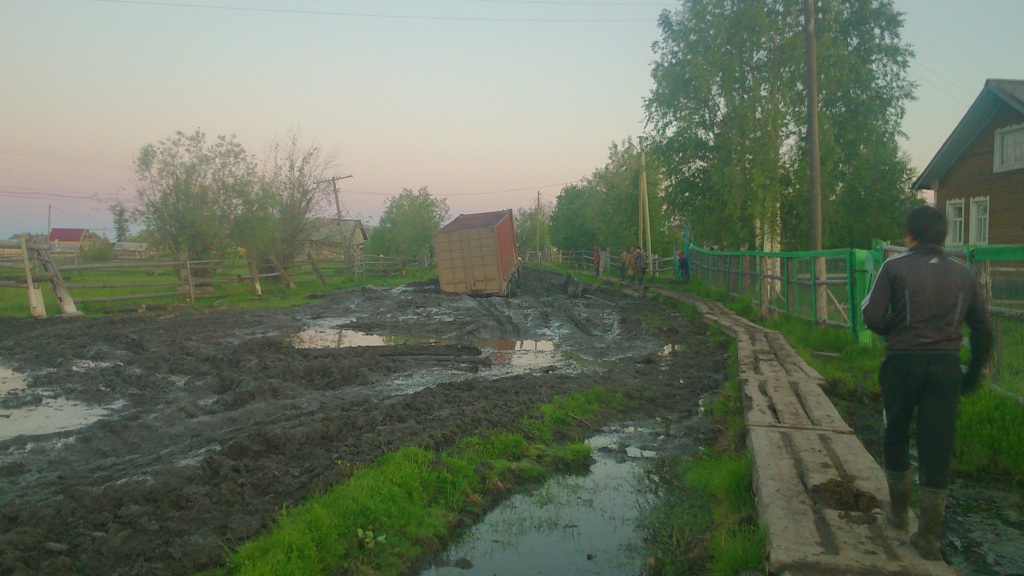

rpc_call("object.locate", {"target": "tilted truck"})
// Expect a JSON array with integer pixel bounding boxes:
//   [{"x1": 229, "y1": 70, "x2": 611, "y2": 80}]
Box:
[{"x1": 434, "y1": 209, "x2": 519, "y2": 296}]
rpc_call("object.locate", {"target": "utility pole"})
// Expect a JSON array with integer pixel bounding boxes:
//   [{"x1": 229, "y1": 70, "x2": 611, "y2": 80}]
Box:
[
  {"x1": 535, "y1": 191, "x2": 541, "y2": 262},
  {"x1": 47, "y1": 204, "x2": 51, "y2": 236},
  {"x1": 639, "y1": 138, "x2": 653, "y2": 269},
  {"x1": 316, "y1": 174, "x2": 354, "y2": 226},
  {"x1": 804, "y1": 0, "x2": 822, "y2": 252},
  {"x1": 803, "y1": 0, "x2": 827, "y2": 322}
]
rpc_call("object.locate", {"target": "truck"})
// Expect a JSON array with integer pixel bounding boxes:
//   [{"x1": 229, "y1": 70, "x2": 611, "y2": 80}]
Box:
[{"x1": 434, "y1": 209, "x2": 519, "y2": 297}]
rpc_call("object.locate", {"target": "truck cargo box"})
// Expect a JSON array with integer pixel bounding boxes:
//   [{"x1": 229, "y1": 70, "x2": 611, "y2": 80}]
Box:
[{"x1": 434, "y1": 210, "x2": 519, "y2": 296}]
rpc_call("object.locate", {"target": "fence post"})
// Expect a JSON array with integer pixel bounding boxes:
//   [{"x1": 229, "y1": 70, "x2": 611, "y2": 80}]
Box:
[
  {"x1": 810, "y1": 256, "x2": 818, "y2": 325},
  {"x1": 20, "y1": 235, "x2": 46, "y2": 318},
  {"x1": 756, "y1": 254, "x2": 762, "y2": 311},
  {"x1": 782, "y1": 257, "x2": 790, "y2": 313},
  {"x1": 846, "y1": 249, "x2": 856, "y2": 340}
]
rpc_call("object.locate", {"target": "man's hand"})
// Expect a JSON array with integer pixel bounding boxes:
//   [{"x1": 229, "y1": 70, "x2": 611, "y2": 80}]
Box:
[{"x1": 960, "y1": 364, "x2": 983, "y2": 395}]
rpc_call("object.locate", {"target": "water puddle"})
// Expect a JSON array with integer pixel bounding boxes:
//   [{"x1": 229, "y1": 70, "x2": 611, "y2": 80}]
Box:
[
  {"x1": 422, "y1": 424, "x2": 667, "y2": 575},
  {"x1": 946, "y1": 482, "x2": 1024, "y2": 575},
  {"x1": 291, "y1": 329, "x2": 437, "y2": 349},
  {"x1": 0, "y1": 398, "x2": 124, "y2": 442},
  {"x1": 0, "y1": 366, "x2": 27, "y2": 394}
]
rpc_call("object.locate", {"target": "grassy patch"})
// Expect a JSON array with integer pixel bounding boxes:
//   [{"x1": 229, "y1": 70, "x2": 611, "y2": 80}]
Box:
[
  {"x1": 640, "y1": 315, "x2": 764, "y2": 576},
  {"x1": 202, "y1": 387, "x2": 621, "y2": 576}
]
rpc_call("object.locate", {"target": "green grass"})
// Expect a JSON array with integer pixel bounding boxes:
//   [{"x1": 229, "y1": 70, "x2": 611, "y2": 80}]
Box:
[
  {"x1": 640, "y1": 302, "x2": 765, "y2": 575},
  {"x1": 202, "y1": 387, "x2": 621, "y2": 576},
  {"x1": 0, "y1": 263, "x2": 437, "y2": 318}
]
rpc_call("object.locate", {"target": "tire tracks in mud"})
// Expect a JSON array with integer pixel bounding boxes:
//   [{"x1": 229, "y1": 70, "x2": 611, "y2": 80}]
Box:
[{"x1": 473, "y1": 298, "x2": 522, "y2": 340}]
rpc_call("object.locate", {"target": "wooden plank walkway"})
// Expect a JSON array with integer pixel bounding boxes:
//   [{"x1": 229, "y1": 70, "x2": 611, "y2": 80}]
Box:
[{"x1": 652, "y1": 289, "x2": 959, "y2": 576}]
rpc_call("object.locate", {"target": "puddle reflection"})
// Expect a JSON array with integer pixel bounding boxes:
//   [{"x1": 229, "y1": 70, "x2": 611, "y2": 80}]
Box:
[
  {"x1": 422, "y1": 427, "x2": 654, "y2": 576},
  {"x1": 291, "y1": 329, "x2": 438, "y2": 349}
]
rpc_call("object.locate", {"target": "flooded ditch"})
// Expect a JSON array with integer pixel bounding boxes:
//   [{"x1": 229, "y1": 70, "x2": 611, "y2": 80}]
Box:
[{"x1": 422, "y1": 421, "x2": 695, "y2": 576}]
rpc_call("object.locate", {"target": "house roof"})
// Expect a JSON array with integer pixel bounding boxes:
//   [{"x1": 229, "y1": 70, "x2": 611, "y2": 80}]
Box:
[
  {"x1": 913, "y1": 79, "x2": 1024, "y2": 190},
  {"x1": 49, "y1": 228, "x2": 88, "y2": 242},
  {"x1": 437, "y1": 210, "x2": 512, "y2": 234}
]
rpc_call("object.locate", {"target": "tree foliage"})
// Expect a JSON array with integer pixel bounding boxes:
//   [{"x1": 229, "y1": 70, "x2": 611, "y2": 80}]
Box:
[
  {"x1": 364, "y1": 187, "x2": 449, "y2": 261},
  {"x1": 133, "y1": 129, "x2": 259, "y2": 263},
  {"x1": 256, "y1": 133, "x2": 335, "y2": 266},
  {"x1": 549, "y1": 139, "x2": 672, "y2": 254},
  {"x1": 645, "y1": 0, "x2": 918, "y2": 250},
  {"x1": 514, "y1": 199, "x2": 552, "y2": 255},
  {"x1": 133, "y1": 129, "x2": 339, "y2": 269},
  {"x1": 109, "y1": 202, "x2": 130, "y2": 242}
]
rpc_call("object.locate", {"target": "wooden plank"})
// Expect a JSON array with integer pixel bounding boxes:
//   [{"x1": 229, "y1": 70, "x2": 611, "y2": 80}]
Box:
[
  {"x1": 791, "y1": 380, "x2": 852, "y2": 433},
  {"x1": 752, "y1": 428, "x2": 958, "y2": 576},
  {"x1": 748, "y1": 427, "x2": 824, "y2": 568}
]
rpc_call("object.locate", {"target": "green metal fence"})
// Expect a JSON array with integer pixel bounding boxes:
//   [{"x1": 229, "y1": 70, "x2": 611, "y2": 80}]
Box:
[
  {"x1": 692, "y1": 242, "x2": 1023, "y2": 398},
  {"x1": 689, "y1": 246, "x2": 872, "y2": 341}
]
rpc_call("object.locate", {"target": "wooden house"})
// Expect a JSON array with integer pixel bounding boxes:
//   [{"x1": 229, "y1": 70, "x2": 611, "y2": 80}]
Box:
[
  {"x1": 913, "y1": 79, "x2": 1024, "y2": 245},
  {"x1": 48, "y1": 228, "x2": 93, "y2": 252}
]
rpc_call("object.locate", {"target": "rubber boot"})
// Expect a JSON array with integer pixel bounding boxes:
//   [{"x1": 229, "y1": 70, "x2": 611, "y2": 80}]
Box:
[
  {"x1": 885, "y1": 469, "x2": 913, "y2": 531},
  {"x1": 910, "y1": 487, "x2": 948, "y2": 561}
]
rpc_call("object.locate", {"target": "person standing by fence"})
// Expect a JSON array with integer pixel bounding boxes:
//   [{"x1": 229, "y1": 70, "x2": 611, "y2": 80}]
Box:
[
  {"x1": 860, "y1": 205, "x2": 994, "y2": 562},
  {"x1": 619, "y1": 248, "x2": 628, "y2": 281},
  {"x1": 593, "y1": 246, "x2": 601, "y2": 277},
  {"x1": 635, "y1": 247, "x2": 647, "y2": 285}
]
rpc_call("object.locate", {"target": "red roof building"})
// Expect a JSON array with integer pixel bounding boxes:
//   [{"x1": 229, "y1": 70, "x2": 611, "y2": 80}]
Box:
[{"x1": 49, "y1": 228, "x2": 90, "y2": 243}]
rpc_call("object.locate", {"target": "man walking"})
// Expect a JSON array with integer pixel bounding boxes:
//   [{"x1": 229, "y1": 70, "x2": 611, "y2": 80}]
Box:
[{"x1": 861, "y1": 205, "x2": 993, "y2": 561}]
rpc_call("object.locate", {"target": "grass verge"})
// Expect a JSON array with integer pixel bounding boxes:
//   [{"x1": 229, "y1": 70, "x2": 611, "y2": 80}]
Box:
[
  {"x1": 640, "y1": 303, "x2": 765, "y2": 576},
  {"x1": 200, "y1": 387, "x2": 621, "y2": 576}
]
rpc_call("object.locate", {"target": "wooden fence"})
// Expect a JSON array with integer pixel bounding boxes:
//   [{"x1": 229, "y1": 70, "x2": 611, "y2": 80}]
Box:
[{"x1": 0, "y1": 236, "x2": 413, "y2": 318}]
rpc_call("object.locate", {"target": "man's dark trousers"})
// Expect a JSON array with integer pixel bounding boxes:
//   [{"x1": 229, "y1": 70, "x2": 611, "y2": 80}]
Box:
[{"x1": 880, "y1": 353, "x2": 961, "y2": 489}]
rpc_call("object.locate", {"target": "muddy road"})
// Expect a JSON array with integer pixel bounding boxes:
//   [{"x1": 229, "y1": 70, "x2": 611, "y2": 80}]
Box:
[{"x1": 0, "y1": 270, "x2": 726, "y2": 576}]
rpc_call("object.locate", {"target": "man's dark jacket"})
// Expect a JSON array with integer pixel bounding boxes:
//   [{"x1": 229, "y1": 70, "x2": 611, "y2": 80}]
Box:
[{"x1": 861, "y1": 245, "x2": 993, "y2": 376}]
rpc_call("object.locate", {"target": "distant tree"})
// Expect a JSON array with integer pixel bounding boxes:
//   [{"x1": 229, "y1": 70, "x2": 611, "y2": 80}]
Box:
[
  {"x1": 514, "y1": 199, "x2": 552, "y2": 255},
  {"x1": 253, "y1": 132, "x2": 336, "y2": 267},
  {"x1": 550, "y1": 139, "x2": 670, "y2": 254},
  {"x1": 645, "y1": 0, "x2": 917, "y2": 250},
  {"x1": 133, "y1": 129, "x2": 258, "y2": 266},
  {"x1": 364, "y1": 187, "x2": 449, "y2": 261},
  {"x1": 109, "y1": 202, "x2": 130, "y2": 242}
]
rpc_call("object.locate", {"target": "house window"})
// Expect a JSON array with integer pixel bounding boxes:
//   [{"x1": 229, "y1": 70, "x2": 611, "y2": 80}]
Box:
[
  {"x1": 970, "y1": 197, "x2": 990, "y2": 245},
  {"x1": 995, "y1": 124, "x2": 1024, "y2": 172},
  {"x1": 946, "y1": 199, "x2": 964, "y2": 245}
]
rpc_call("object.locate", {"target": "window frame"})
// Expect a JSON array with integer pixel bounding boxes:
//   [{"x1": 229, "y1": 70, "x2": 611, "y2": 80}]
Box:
[
  {"x1": 946, "y1": 198, "x2": 965, "y2": 246},
  {"x1": 994, "y1": 124, "x2": 1024, "y2": 173},
  {"x1": 969, "y1": 196, "x2": 990, "y2": 245}
]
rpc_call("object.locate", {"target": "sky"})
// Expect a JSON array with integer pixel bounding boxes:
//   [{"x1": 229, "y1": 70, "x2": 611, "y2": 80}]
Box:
[{"x1": 1, "y1": 0, "x2": 1022, "y2": 241}]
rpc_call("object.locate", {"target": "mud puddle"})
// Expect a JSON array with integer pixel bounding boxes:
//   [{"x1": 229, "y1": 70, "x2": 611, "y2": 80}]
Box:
[
  {"x1": 0, "y1": 365, "x2": 124, "y2": 442},
  {"x1": 946, "y1": 482, "x2": 1024, "y2": 575},
  {"x1": 422, "y1": 421, "x2": 695, "y2": 575}
]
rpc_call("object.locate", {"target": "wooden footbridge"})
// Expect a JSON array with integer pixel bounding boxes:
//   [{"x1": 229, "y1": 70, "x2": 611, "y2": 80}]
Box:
[{"x1": 653, "y1": 288, "x2": 959, "y2": 576}]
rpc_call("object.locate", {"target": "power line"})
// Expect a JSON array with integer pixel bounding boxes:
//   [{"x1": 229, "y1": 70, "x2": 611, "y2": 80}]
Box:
[
  {"x1": 81, "y1": 0, "x2": 655, "y2": 22},
  {"x1": 469, "y1": 0, "x2": 673, "y2": 5},
  {"x1": 339, "y1": 180, "x2": 572, "y2": 198},
  {"x1": 910, "y1": 71, "x2": 971, "y2": 108},
  {"x1": 0, "y1": 146, "x2": 130, "y2": 170}
]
